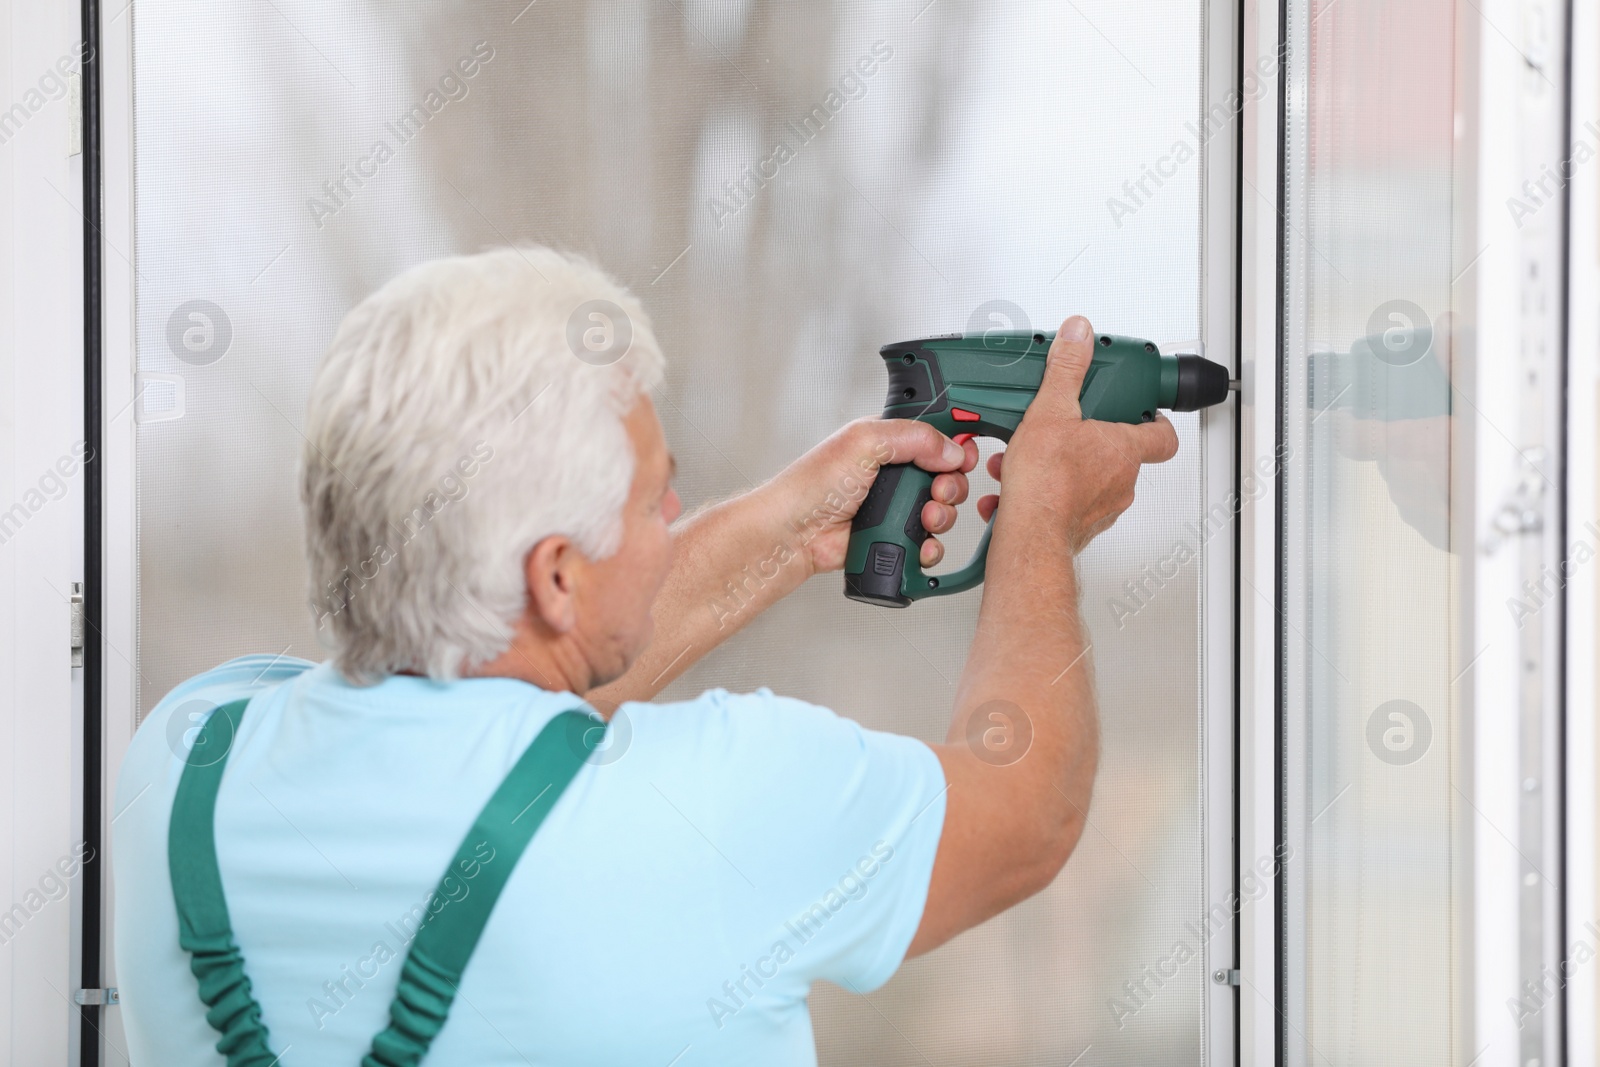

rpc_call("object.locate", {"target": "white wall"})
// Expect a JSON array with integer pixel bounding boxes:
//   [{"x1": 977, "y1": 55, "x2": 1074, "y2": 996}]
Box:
[{"x1": 0, "y1": 0, "x2": 90, "y2": 1061}]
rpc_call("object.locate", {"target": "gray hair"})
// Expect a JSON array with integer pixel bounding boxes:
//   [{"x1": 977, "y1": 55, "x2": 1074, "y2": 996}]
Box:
[{"x1": 300, "y1": 246, "x2": 665, "y2": 682}]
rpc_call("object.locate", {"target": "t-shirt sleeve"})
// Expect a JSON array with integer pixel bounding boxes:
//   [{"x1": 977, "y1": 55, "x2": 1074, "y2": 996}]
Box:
[{"x1": 674, "y1": 688, "x2": 948, "y2": 994}]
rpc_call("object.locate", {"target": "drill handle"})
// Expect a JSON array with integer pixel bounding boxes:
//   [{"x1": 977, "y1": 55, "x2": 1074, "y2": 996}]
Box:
[
  {"x1": 844, "y1": 336, "x2": 1031, "y2": 607},
  {"x1": 842, "y1": 456, "x2": 997, "y2": 607}
]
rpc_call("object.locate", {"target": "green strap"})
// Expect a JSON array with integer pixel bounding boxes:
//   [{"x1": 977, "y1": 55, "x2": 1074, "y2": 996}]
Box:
[
  {"x1": 169, "y1": 697, "x2": 604, "y2": 1067},
  {"x1": 361, "y1": 708, "x2": 601, "y2": 1066},
  {"x1": 169, "y1": 699, "x2": 277, "y2": 1067}
]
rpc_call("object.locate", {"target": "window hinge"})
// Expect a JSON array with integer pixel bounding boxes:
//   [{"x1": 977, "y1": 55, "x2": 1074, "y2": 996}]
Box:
[
  {"x1": 1211, "y1": 968, "x2": 1240, "y2": 986},
  {"x1": 70, "y1": 582, "x2": 85, "y2": 668},
  {"x1": 73, "y1": 988, "x2": 118, "y2": 1006}
]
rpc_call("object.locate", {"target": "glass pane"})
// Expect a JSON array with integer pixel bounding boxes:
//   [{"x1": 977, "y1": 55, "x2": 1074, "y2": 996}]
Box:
[
  {"x1": 132, "y1": 2, "x2": 1212, "y2": 1061},
  {"x1": 1281, "y1": 0, "x2": 1485, "y2": 1061}
]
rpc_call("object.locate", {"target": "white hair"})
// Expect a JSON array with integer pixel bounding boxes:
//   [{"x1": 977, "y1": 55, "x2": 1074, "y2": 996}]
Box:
[{"x1": 300, "y1": 246, "x2": 665, "y2": 683}]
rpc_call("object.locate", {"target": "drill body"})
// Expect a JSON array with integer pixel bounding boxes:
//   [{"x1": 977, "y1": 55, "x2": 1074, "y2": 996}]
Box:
[{"x1": 844, "y1": 329, "x2": 1231, "y2": 607}]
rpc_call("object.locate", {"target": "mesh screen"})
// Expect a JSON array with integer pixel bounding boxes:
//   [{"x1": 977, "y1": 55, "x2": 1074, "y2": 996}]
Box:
[{"x1": 133, "y1": 1, "x2": 1209, "y2": 1061}]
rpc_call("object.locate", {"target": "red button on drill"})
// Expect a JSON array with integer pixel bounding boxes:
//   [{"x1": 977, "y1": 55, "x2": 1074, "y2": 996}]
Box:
[{"x1": 951, "y1": 408, "x2": 980, "y2": 422}]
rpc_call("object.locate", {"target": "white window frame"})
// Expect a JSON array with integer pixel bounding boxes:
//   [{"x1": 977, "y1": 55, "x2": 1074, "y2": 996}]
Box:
[
  {"x1": 1562, "y1": 0, "x2": 1599, "y2": 1056},
  {"x1": 98, "y1": 0, "x2": 137, "y2": 1059},
  {"x1": 1236, "y1": 0, "x2": 1282, "y2": 1063},
  {"x1": 1201, "y1": 1, "x2": 1247, "y2": 1064}
]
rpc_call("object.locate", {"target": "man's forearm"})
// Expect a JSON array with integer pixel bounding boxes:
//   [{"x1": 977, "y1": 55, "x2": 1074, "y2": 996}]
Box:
[
  {"x1": 954, "y1": 498, "x2": 1099, "y2": 828},
  {"x1": 586, "y1": 483, "x2": 813, "y2": 711},
  {"x1": 910, "y1": 498, "x2": 1100, "y2": 957},
  {"x1": 586, "y1": 418, "x2": 971, "y2": 712}
]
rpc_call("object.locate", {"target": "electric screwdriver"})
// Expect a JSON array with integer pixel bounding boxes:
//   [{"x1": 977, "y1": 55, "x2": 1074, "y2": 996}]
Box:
[{"x1": 843, "y1": 330, "x2": 1234, "y2": 608}]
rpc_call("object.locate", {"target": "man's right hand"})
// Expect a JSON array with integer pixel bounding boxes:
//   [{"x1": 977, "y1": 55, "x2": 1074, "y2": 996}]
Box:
[
  {"x1": 975, "y1": 314, "x2": 1180, "y2": 553},
  {"x1": 910, "y1": 314, "x2": 1180, "y2": 958}
]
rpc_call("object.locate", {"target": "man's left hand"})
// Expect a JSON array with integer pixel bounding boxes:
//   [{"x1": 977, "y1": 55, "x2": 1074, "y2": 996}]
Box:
[{"x1": 760, "y1": 417, "x2": 979, "y2": 577}]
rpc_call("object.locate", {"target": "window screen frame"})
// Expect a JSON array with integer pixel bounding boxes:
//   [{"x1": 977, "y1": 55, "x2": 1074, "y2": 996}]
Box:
[{"x1": 86, "y1": 3, "x2": 1249, "y2": 1064}]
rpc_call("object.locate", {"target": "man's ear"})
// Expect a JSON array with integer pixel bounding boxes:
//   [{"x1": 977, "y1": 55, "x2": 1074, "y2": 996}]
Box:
[{"x1": 524, "y1": 535, "x2": 581, "y2": 634}]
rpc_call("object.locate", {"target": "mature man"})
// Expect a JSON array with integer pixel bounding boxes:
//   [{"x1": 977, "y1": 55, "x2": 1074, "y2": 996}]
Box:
[{"x1": 113, "y1": 246, "x2": 1177, "y2": 1066}]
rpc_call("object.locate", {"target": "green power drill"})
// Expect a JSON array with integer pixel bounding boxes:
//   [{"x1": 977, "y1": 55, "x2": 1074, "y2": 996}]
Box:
[{"x1": 843, "y1": 330, "x2": 1234, "y2": 608}]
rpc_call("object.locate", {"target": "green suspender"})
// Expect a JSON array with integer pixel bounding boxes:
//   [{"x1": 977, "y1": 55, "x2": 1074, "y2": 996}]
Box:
[
  {"x1": 169, "y1": 697, "x2": 605, "y2": 1067},
  {"x1": 360, "y1": 708, "x2": 601, "y2": 1066},
  {"x1": 169, "y1": 700, "x2": 276, "y2": 1066}
]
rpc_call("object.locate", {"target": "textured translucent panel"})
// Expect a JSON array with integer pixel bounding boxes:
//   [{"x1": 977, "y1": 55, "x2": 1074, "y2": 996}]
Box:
[
  {"x1": 1284, "y1": 0, "x2": 1463, "y2": 1061},
  {"x1": 133, "y1": 2, "x2": 1207, "y2": 1061}
]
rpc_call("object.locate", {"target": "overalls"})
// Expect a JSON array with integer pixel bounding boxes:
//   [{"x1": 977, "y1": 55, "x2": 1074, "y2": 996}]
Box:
[{"x1": 167, "y1": 697, "x2": 603, "y2": 1066}]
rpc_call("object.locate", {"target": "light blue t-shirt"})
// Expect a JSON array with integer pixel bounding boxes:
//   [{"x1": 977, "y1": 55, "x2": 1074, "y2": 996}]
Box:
[{"x1": 112, "y1": 655, "x2": 947, "y2": 1066}]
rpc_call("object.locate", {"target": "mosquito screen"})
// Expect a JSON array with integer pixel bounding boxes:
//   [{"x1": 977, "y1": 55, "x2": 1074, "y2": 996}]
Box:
[{"x1": 131, "y1": 1, "x2": 1211, "y2": 1061}]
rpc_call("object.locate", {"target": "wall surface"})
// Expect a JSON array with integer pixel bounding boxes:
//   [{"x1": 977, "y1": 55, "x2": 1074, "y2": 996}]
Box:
[{"x1": 0, "y1": 0, "x2": 89, "y2": 1061}]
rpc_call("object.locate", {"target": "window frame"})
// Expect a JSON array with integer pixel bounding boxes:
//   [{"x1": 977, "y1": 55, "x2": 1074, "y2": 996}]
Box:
[{"x1": 85, "y1": 1, "x2": 1266, "y2": 1063}]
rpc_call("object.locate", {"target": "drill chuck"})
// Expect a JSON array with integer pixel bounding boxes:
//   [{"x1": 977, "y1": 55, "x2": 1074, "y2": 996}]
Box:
[{"x1": 1167, "y1": 353, "x2": 1234, "y2": 412}]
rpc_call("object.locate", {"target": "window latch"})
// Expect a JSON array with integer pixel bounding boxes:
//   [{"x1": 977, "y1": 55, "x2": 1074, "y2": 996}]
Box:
[{"x1": 70, "y1": 582, "x2": 85, "y2": 668}]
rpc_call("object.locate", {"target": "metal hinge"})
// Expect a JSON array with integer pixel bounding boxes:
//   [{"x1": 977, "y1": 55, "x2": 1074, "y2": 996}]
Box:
[
  {"x1": 70, "y1": 582, "x2": 85, "y2": 668},
  {"x1": 1211, "y1": 968, "x2": 1240, "y2": 986},
  {"x1": 73, "y1": 988, "x2": 118, "y2": 1006}
]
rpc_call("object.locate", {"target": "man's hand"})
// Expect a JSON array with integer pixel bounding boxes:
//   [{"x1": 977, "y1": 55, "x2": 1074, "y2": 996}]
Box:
[
  {"x1": 975, "y1": 316, "x2": 1180, "y2": 553},
  {"x1": 756, "y1": 417, "x2": 979, "y2": 576}
]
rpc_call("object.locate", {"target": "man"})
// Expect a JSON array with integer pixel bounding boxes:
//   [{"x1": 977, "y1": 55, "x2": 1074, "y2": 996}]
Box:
[{"x1": 113, "y1": 246, "x2": 1178, "y2": 1065}]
